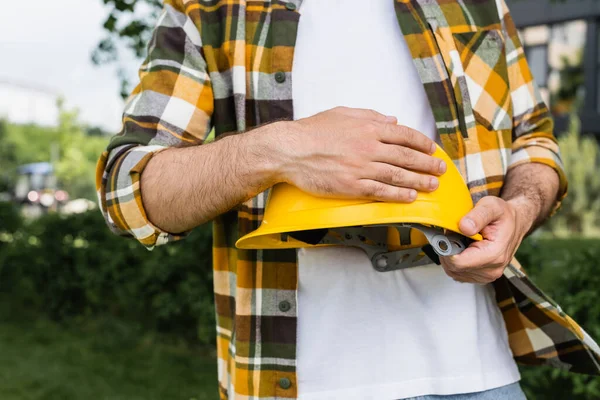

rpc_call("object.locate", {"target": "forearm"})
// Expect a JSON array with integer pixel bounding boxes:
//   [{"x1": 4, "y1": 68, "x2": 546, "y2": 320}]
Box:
[
  {"x1": 141, "y1": 122, "x2": 288, "y2": 233},
  {"x1": 500, "y1": 163, "x2": 560, "y2": 235}
]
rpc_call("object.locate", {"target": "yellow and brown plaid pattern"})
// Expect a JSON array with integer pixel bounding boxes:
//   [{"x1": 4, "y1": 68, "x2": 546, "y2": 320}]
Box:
[{"x1": 96, "y1": 0, "x2": 600, "y2": 398}]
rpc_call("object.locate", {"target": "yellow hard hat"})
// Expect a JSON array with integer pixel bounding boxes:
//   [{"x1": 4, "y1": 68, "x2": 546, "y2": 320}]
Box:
[{"x1": 236, "y1": 145, "x2": 482, "y2": 271}]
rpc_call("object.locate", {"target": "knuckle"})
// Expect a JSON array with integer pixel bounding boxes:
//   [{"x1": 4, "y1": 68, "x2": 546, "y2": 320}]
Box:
[
  {"x1": 362, "y1": 140, "x2": 378, "y2": 155},
  {"x1": 481, "y1": 196, "x2": 499, "y2": 207},
  {"x1": 491, "y1": 196, "x2": 504, "y2": 205},
  {"x1": 441, "y1": 258, "x2": 457, "y2": 271},
  {"x1": 374, "y1": 185, "x2": 389, "y2": 198},
  {"x1": 453, "y1": 262, "x2": 469, "y2": 271},
  {"x1": 360, "y1": 187, "x2": 374, "y2": 198},
  {"x1": 476, "y1": 209, "x2": 490, "y2": 224},
  {"x1": 400, "y1": 148, "x2": 416, "y2": 168},
  {"x1": 364, "y1": 121, "x2": 380, "y2": 135},
  {"x1": 338, "y1": 175, "x2": 354, "y2": 190},
  {"x1": 361, "y1": 183, "x2": 378, "y2": 198},
  {"x1": 366, "y1": 187, "x2": 386, "y2": 200},
  {"x1": 373, "y1": 169, "x2": 387, "y2": 184},
  {"x1": 368, "y1": 109, "x2": 382, "y2": 119},
  {"x1": 404, "y1": 128, "x2": 416, "y2": 143},
  {"x1": 354, "y1": 137, "x2": 375, "y2": 155},
  {"x1": 390, "y1": 168, "x2": 405, "y2": 185}
]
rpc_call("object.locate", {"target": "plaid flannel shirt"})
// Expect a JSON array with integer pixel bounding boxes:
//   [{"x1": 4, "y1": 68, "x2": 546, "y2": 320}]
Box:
[{"x1": 96, "y1": 0, "x2": 600, "y2": 398}]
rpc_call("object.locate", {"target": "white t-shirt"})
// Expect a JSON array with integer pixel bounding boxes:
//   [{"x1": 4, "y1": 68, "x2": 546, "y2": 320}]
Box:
[{"x1": 291, "y1": 1, "x2": 521, "y2": 399}]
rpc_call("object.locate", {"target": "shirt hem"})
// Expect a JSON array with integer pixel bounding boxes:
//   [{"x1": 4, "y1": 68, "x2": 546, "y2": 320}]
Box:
[{"x1": 298, "y1": 369, "x2": 522, "y2": 400}]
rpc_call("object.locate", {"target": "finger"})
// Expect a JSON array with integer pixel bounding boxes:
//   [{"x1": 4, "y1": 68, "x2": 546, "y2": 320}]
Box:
[
  {"x1": 369, "y1": 162, "x2": 439, "y2": 192},
  {"x1": 440, "y1": 255, "x2": 478, "y2": 276},
  {"x1": 452, "y1": 248, "x2": 511, "y2": 273},
  {"x1": 356, "y1": 180, "x2": 417, "y2": 203},
  {"x1": 441, "y1": 249, "x2": 504, "y2": 284},
  {"x1": 377, "y1": 124, "x2": 437, "y2": 155},
  {"x1": 332, "y1": 106, "x2": 397, "y2": 123},
  {"x1": 449, "y1": 265, "x2": 504, "y2": 284},
  {"x1": 444, "y1": 240, "x2": 496, "y2": 269},
  {"x1": 444, "y1": 269, "x2": 471, "y2": 283},
  {"x1": 441, "y1": 262, "x2": 487, "y2": 284},
  {"x1": 444, "y1": 239, "x2": 513, "y2": 277},
  {"x1": 442, "y1": 262, "x2": 492, "y2": 284},
  {"x1": 459, "y1": 197, "x2": 505, "y2": 236},
  {"x1": 375, "y1": 144, "x2": 446, "y2": 176}
]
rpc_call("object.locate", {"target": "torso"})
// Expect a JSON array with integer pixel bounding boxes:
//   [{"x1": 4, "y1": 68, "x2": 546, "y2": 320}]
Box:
[{"x1": 291, "y1": 1, "x2": 519, "y2": 397}]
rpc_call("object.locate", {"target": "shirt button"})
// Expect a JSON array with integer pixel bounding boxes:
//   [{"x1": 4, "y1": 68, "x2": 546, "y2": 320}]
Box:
[
  {"x1": 285, "y1": 2, "x2": 296, "y2": 11},
  {"x1": 274, "y1": 71, "x2": 286, "y2": 83},
  {"x1": 278, "y1": 300, "x2": 291, "y2": 312},
  {"x1": 279, "y1": 377, "x2": 292, "y2": 389}
]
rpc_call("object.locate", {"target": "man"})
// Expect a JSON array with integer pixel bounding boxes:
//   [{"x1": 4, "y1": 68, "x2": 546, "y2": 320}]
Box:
[{"x1": 97, "y1": 0, "x2": 600, "y2": 398}]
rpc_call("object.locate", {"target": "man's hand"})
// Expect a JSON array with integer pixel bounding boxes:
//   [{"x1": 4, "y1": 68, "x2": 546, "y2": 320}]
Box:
[
  {"x1": 439, "y1": 162, "x2": 560, "y2": 284},
  {"x1": 140, "y1": 106, "x2": 443, "y2": 233},
  {"x1": 274, "y1": 107, "x2": 446, "y2": 203},
  {"x1": 439, "y1": 196, "x2": 534, "y2": 284}
]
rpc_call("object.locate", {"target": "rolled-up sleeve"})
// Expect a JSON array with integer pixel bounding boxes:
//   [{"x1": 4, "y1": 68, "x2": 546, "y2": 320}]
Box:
[
  {"x1": 499, "y1": 0, "x2": 568, "y2": 212},
  {"x1": 95, "y1": 0, "x2": 214, "y2": 249}
]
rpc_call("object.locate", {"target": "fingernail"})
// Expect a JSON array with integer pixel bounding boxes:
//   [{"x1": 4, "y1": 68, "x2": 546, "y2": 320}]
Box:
[
  {"x1": 439, "y1": 161, "x2": 447, "y2": 174},
  {"x1": 409, "y1": 190, "x2": 417, "y2": 201},
  {"x1": 461, "y1": 218, "x2": 476, "y2": 233},
  {"x1": 430, "y1": 143, "x2": 437, "y2": 154},
  {"x1": 429, "y1": 177, "x2": 439, "y2": 190},
  {"x1": 386, "y1": 115, "x2": 397, "y2": 123}
]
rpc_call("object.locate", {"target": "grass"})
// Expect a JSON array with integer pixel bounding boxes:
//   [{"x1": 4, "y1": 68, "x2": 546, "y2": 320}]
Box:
[{"x1": 0, "y1": 310, "x2": 219, "y2": 400}]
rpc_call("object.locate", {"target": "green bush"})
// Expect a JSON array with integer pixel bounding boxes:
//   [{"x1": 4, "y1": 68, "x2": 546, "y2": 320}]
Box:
[
  {"x1": 0, "y1": 209, "x2": 214, "y2": 343},
  {"x1": 516, "y1": 238, "x2": 600, "y2": 399},
  {"x1": 0, "y1": 201, "x2": 22, "y2": 234}
]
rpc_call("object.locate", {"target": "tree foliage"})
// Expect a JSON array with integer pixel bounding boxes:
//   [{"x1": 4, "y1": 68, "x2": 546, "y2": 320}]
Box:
[
  {"x1": 0, "y1": 103, "x2": 109, "y2": 200},
  {"x1": 93, "y1": 0, "x2": 162, "y2": 97},
  {"x1": 543, "y1": 115, "x2": 600, "y2": 237},
  {"x1": 53, "y1": 103, "x2": 110, "y2": 200},
  {"x1": 550, "y1": 50, "x2": 584, "y2": 115}
]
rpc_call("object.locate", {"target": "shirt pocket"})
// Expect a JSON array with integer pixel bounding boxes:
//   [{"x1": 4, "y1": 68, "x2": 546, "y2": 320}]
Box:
[
  {"x1": 429, "y1": 22, "x2": 512, "y2": 138},
  {"x1": 451, "y1": 29, "x2": 512, "y2": 134}
]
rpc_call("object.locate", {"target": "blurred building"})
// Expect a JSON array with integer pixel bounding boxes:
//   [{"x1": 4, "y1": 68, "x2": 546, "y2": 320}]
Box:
[
  {"x1": 0, "y1": 79, "x2": 59, "y2": 127},
  {"x1": 508, "y1": 0, "x2": 600, "y2": 136}
]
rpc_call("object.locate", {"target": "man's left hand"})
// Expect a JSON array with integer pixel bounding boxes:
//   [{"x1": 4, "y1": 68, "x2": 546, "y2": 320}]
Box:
[{"x1": 440, "y1": 196, "x2": 535, "y2": 284}]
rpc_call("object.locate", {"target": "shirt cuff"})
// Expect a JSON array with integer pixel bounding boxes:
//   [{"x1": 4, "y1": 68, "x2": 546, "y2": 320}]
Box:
[
  {"x1": 507, "y1": 137, "x2": 568, "y2": 216},
  {"x1": 97, "y1": 144, "x2": 190, "y2": 249}
]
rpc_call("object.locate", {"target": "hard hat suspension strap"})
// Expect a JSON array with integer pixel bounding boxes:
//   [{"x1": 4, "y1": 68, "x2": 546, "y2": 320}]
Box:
[{"x1": 308, "y1": 224, "x2": 470, "y2": 272}]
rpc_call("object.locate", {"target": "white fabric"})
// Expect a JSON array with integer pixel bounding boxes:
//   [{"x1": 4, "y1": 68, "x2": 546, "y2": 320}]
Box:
[{"x1": 292, "y1": 1, "x2": 521, "y2": 399}]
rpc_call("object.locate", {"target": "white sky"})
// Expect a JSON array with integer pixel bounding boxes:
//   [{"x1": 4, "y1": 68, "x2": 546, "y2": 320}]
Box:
[{"x1": 0, "y1": 0, "x2": 143, "y2": 132}]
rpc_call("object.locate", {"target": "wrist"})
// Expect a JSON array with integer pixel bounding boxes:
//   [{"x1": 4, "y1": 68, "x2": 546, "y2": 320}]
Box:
[
  {"x1": 234, "y1": 120, "x2": 297, "y2": 190},
  {"x1": 253, "y1": 120, "x2": 305, "y2": 185},
  {"x1": 506, "y1": 196, "x2": 539, "y2": 238}
]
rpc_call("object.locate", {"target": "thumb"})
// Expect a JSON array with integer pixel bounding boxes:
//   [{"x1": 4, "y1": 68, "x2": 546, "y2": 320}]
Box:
[{"x1": 459, "y1": 197, "x2": 504, "y2": 236}]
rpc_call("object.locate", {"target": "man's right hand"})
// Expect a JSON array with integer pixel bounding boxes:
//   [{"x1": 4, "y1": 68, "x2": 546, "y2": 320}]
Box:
[
  {"x1": 140, "y1": 106, "x2": 447, "y2": 234},
  {"x1": 272, "y1": 106, "x2": 447, "y2": 203}
]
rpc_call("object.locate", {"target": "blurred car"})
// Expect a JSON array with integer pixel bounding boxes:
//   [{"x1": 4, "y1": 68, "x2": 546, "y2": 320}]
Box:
[{"x1": 13, "y1": 162, "x2": 69, "y2": 217}]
